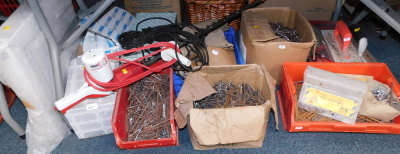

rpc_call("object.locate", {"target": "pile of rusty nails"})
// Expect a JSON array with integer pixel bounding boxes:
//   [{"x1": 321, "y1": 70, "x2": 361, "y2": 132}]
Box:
[
  {"x1": 126, "y1": 74, "x2": 171, "y2": 141},
  {"x1": 194, "y1": 81, "x2": 265, "y2": 109},
  {"x1": 269, "y1": 22, "x2": 302, "y2": 42}
]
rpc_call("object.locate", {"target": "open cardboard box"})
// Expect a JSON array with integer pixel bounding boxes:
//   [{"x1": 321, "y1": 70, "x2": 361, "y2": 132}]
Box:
[
  {"x1": 240, "y1": 7, "x2": 316, "y2": 84},
  {"x1": 174, "y1": 64, "x2": 278, "y2": 150},
  {"x1": 124, "y1": 0, "x2": 182, "y2": 23}
]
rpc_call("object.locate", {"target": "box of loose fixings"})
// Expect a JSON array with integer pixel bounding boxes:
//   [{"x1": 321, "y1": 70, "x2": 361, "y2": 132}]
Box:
[
  {"x1": 240, "y1": 7, "x2": 316, "y2": 84},
  {"x1": 174, "y1": 64, "x2": 279, "y2": 150},
  {"x1": 111, "y1": 63, "x2": 178, "y2": 150},
  {"x1": 278, "y1": 62, "x2": 400, "y2": 134}
]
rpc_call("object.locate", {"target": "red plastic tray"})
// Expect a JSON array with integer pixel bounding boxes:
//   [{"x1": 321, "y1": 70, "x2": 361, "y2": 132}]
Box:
[
  {"x1": 0, "y1": 0, "x2": 19, "y2": 17},
  {"x1": 279, "y1": 62, "x2": 400, "y2": 134},
  {"x1": 111, "y1": 67, "x2": 178, "y2": 150}
]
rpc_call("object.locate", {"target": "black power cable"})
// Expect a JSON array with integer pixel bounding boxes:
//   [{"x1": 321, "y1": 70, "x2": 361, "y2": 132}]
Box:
[
  {"x1": 118, "y1": 18, "x2": 209, "y2": 73},
  {"x1": 117, "y1": 0, "x2": 267, "y2": 73}
]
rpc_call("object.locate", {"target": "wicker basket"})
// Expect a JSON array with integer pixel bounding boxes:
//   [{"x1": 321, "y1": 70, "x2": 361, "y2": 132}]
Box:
[{"x1": 185, "y1": 0, "x2": 245, "y2": 30}]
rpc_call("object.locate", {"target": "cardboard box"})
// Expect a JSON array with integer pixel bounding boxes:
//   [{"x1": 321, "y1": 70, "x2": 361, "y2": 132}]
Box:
[
  {"x1": 65, "y1": 100, "x2": 115, "y2": 139},
  {"x1": 76, "y1": 31, "x2": 123, "y2": 57},
  {"x1": 240, "y1": 7, "x2": 316, "y2": 84},
  {"x1": 78, "y1": 7, "x2": 131, "y2": 55},
  {"x1": 124, "y1": 0, "x2": 182, "y2": 23},
  {"x1": 76, "y1": 44, "x2": 84, "y2": 57},
  {"x1": 207, "y1": 46, "x2": 236, "y2": 66},
  {"x1": 63, "y1": 57, "x2": 118, "y2": 139},
  {"x1": 252, "y1": 0, "x2": 338, "y2": 21},
  {"x1": 174, "y1": 64, "x2": 278, "y2": 150},
  {"x1": 87, "y1": 7, "x2": 134, "y2": 43}
]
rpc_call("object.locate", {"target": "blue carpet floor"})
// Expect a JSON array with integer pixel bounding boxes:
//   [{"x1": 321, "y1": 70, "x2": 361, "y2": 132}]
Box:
[{"x1": 1, "y1": 8, "x2": 400, "y2": 154}]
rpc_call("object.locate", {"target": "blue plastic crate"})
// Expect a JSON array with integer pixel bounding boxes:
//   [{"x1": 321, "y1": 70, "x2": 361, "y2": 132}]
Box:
[
  {"x1": 173, "y1": 72, "x2": 184, "y2": 97},
  {"x1": 224, "y1": 27, "x2": 244, "y2": 65}
]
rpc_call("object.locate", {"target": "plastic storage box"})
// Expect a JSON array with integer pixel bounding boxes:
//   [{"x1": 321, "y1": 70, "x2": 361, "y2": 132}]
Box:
[
  {"x1": 112, "y1": 67, "x2": 178, "y2": 150},
  {"x1": 278, "y1": 62, "x2": 400, "y2": 134}
]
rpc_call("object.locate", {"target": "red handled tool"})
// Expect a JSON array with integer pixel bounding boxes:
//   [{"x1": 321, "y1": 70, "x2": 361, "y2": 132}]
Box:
[{"x1": 334, "y1": 20, "x2": 353, "y2": 59}]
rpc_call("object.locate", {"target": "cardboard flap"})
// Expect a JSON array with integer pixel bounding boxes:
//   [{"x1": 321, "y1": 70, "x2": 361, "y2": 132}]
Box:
[
  {"x1": 357, "y1": 79, "x2": 400, "y2": 121},
  {"x1": 207, "y1": 46, "x2": 236, "y2": 66},
  {"x1": 174, "y1": 109, "x2": 187, "y2": 129},
  {"x1": 176, "y1": 72, "x2": 216, "y2": 102},
  {"x1": 360, "y1": 90, "x2": 400, "y2": 122},
  {"x1": 175, "y1": 72, "x2": 216, "y2": 128},
  {"x1": 187, "y1": 119, "x2": 265, "y2": 150},
  {"x1": 362, "y1": 100, "x2": 400, "y2": 122},
  {"x1": 242, "y1": 10, "x2": 278, "y2": 43},
  {"x1": 190, "y1": 106, "x2": 266, "y2": 145},
  {"x1": 261, "y1": 64, "x2": 279, "y2": 130}
]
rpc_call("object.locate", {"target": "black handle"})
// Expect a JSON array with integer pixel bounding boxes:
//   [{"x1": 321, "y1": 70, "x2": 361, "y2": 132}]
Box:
[{"x1": 349, "y1": 24, "x2": 366, "y2": 42}]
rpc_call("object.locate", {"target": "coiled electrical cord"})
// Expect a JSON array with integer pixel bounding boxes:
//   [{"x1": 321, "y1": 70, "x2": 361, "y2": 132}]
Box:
[{"x1": 117, "y1": 18, "x2": 209, "y2": 73}]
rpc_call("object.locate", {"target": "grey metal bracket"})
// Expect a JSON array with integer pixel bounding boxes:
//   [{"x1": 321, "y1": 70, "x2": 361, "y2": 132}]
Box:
[
  {"x1": 60, "y1": 0, "x2": 114, "y2": 51},
  {"x1": 26, "y1": 0, "x2": 114, "y2": 100},
  {"x1": 352, "y1": 0, "x2": 400, "y2": 34},
  {"x1": 27, "y1": 0, "x2": 64, "y2": 99},
  {"x1": 332, "y1": 0, "x2": 343, "y2": 21},
  {"x1": 24, "y1": 0, "x2": 113, "y2": 132}
]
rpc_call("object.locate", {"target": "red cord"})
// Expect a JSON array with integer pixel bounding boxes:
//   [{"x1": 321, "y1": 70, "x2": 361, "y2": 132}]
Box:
[{"x1": 84, "y1": 42, "x2": 179, "y2": 91}]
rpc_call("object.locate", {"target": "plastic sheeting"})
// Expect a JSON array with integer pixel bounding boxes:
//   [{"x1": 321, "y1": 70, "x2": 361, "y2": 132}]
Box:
[{"x1": 0, "y1": 0, "x2": 77, "y2": 153}]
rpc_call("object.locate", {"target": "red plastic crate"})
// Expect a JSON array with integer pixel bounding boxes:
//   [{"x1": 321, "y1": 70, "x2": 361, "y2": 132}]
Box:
[
  {"x1": 0, "y1": 84, "x2": 16, "y2": 124},
  {"x1": 278, "y1": 62, "x2": 400, "y2": 134},
  {"x1": 111, "y1": 67, "x2": 178, "y2": 150},
  {"x1": 0, "y1": 0, "x2": 19, "y2": 17}
]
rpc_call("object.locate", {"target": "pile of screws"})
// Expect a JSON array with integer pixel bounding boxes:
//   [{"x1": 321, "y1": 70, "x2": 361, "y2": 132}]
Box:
[
  {"x1": 269, "y1": 22, "x2": 302, "y2": 42},
  {"x1": 371, "y1": 85, "x2": 400, "y2": 111},
  {"x1": 126, "y1": 74, "x2": 171, "y2": 141},
  {"x1": 193, "y1": 81, "x2": 265, "y2": 109}
]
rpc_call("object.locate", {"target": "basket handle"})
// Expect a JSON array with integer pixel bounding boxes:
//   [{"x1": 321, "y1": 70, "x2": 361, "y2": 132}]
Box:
[{"x1": 192, "y1": 1, "x2": 236, "y2": 5}]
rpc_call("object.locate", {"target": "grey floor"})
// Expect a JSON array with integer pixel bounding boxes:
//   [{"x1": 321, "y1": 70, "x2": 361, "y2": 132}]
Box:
[{"x1": 1, "y1": 8, "x2": 400, "y2": 154}]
